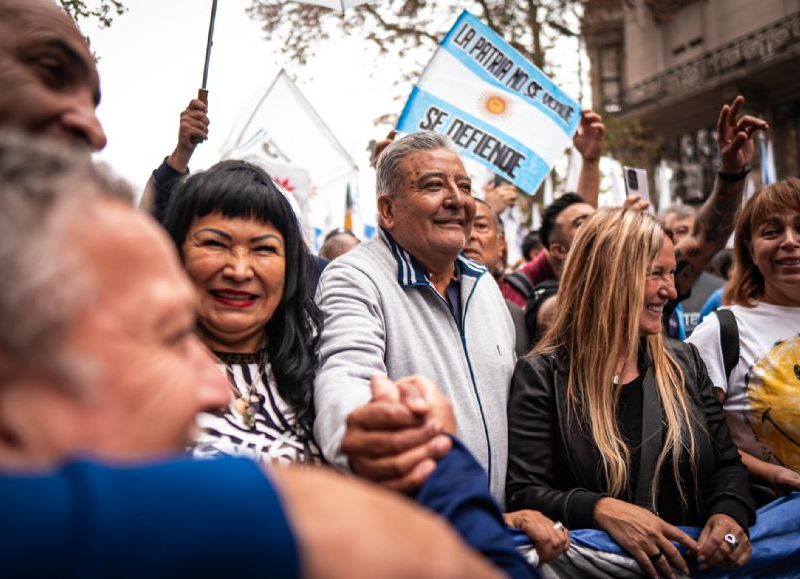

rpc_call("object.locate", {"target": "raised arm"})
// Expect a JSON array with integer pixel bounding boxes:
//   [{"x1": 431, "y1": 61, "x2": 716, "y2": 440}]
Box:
[
  {"x1": 674, "y1": 96, "x2": 768, "y2": 297},
  {"x1": 573, "y1": 110, "x2": 605, "y2": 208},
  {"x1": 139, "y1": 98, "x2": 209, "y2": 220}
]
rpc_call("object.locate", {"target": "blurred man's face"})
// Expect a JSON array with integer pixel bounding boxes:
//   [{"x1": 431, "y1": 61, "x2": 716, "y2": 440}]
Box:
[
  {"x1": 5, "y1": 199, "x2": 230, "y2": 465},
  {"x1": 663, "y1": 213, "x2": 695, "y2": 243},
  {"x1": 64, "y1": 200, "x2": 229, "y2": 458},
  {"x1": 0, "y1": 0, "x2": 106, "y2": 150},
  {"x1": 464, "y1": 202, "x2": 505, "y2": 276},
  {"x1": 548, "y1": 202, "x2": 595, "y2": 266},
  {"x1": 554, "y1": 203, "x2": 595, "y2": 249}
]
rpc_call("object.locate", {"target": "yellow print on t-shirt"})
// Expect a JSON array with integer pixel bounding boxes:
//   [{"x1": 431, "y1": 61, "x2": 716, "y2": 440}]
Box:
[{"x1": 746, "y1": 336, "x2": 800, "y2": 471}]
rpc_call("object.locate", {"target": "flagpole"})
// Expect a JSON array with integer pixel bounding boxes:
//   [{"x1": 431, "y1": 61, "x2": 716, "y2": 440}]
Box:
[{"x1": 198, "y1": 0, "x2": 218, "y2": 104}]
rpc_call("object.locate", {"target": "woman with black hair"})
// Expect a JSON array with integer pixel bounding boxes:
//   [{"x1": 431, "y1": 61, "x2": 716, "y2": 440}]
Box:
[{"x1": 163, "y1": 160, "x2": 322, "y2": 464}]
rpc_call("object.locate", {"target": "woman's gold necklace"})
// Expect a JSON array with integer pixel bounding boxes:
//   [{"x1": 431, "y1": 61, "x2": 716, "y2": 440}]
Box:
[{"x1": 219, "y1": 362, "x2": 264, "y2": 429}]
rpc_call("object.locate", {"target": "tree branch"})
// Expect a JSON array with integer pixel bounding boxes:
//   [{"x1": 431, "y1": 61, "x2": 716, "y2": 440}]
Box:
[
  {"x1": 362, "y1": 4, "x2": 440, "y2": 45},
  {"x1": 474, "y1": 0, "x2": 498, "y2": 30}
]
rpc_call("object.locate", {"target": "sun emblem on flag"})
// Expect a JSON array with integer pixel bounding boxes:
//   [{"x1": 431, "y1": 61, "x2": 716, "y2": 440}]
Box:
[{"x1": 479, "y1": 92, "x2": 511, "y2": 117}]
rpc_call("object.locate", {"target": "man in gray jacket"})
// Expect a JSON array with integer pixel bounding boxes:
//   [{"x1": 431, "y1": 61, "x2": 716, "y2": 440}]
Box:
[{"x1": 314, "y1": 132, "x2": 568, "y2": 560}]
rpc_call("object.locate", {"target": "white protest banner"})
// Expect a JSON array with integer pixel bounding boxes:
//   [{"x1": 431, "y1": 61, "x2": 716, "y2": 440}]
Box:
[
  {"x1": 221, "y1": 70, "x2": 358, "y2": 235},
  {"x1": 396, "y1": 10, "x2": 582, "y2": 195}
]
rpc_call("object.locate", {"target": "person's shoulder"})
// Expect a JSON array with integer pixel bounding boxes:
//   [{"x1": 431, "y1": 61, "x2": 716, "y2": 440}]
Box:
[
  {"x1": 664, "y1": 337, "x2": 695, "y2": 357},
  {"x1": 664, "y1": 337, "x2": 710, "y2": 377},
  {"x1": 515, "y1": 349, "x2": 563, "y2": 374},
  {"x1": 505, "y1": 299, "x2": 524, "y2": 317},
  {"x1": 520, "y1": 252, "x2": 556, "y2": 285},
  {"x1": 511, "y1": 351, "x2": 563, "y2": 399}
]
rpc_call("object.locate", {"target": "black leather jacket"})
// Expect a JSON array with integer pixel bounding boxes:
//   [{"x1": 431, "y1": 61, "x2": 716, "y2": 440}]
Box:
[{"x1": 506, "y1": 339, "x2": 755, "y2": 531}]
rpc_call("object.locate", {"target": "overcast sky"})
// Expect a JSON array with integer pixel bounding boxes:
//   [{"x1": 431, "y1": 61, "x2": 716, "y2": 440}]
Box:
[
  {"x1": 83, "y1": 0, "x2": 404, "y2": 193},
  {"x1": 80, "y1": 1, "x2": 588, "y2": 231}
]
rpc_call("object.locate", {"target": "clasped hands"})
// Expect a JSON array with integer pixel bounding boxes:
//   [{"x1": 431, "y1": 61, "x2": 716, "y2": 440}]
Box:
[
  {"x1": 341, "y1": 375, "x2": 569, "y2": 563},
  {"x1": 594, "y1": 497, "x2": 751, "y2": 579}
]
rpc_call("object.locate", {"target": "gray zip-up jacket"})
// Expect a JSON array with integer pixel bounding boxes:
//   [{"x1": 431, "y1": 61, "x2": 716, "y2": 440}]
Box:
[{"x1": 313, "y1": 230, "x2": 516, "y2": 504}]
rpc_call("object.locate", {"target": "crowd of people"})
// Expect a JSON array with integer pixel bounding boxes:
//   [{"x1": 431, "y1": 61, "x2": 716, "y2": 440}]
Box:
[{"x1": 1, "y1": 1, "x2": 799, "y2": 578}]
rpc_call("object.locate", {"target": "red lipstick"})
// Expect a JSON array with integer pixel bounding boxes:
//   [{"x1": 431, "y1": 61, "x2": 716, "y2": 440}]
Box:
[{"x1": 210, "y1": 289, "x2": 257, "y2": 308}]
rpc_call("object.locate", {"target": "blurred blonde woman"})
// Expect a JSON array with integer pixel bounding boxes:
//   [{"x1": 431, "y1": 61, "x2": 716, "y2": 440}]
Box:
[{"x1": 506, "y1": 208, "x2": 755, "y2": 578}]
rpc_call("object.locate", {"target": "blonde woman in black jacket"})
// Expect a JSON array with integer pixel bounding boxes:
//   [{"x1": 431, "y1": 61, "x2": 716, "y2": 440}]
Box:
[{"x1": 506, "y1": 208, "x2": 755, "y2": 578}]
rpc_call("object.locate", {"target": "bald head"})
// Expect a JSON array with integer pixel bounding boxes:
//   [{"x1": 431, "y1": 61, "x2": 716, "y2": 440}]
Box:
[
  {"x1": 319, "y1": 230, "x2": 360, "y2": 260},
  {"x1": 0, "y1": 0, "x2": 106, "y2": 150}
]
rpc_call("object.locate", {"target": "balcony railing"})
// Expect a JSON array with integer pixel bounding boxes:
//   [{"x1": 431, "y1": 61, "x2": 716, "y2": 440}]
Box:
[{"x1": 622, "y1": 11, "x2": 800, "y2": 111}]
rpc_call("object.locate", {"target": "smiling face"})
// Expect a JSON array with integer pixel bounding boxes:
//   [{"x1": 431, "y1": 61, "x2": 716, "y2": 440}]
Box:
[
  {"x1": 182, "y1": 213, "x2": 286, "y2": 353},
  {"x1": 751, "y1": 210, "x2": 800, "y2": 306},
  {"x1": 0, "y1": 0, "x2": 106, "y2": 150},
  {"x1": 639, "y1": 237, "x2": 678, "y2": 336},
  {"x1": 378, "y1": 147, "x2": 476, "y2": 272}
]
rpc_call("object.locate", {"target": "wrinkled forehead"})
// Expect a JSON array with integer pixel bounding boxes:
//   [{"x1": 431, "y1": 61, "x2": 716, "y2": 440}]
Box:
[
  {"x1": 399, "y1": 147, "x2": 467, "y2": 178},
  {"x1": 71, "y1": 200, "x2": 188, "y2": 299},
  {"x1": 664, "y1": 212, "x2": 694, "y2": 227},
  {"x1": 1, "y1": 0, "x2": 82, "y2": 40},
  {"x1": 0, "y1": 1, "x2": 98, "y2": 85},
  {"x1": 474, "y1": 200, "x2": 494, "y2": 220},
  {"x1": 556, "y1": 202, "x2": 594, "y2": 228},
  {"x1": 751, "y1": 206, "x2": 800, "y2": 231}
]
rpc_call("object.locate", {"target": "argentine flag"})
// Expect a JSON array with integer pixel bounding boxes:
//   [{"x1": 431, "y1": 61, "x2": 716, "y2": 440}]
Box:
[{"x1": 397, "y1": 11, "x2": 581, "y2": 195}]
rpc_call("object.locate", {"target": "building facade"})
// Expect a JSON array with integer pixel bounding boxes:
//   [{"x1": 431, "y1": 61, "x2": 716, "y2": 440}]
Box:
[{"x1": 583, "y1": 0, "x2": 800, "y2": 203}]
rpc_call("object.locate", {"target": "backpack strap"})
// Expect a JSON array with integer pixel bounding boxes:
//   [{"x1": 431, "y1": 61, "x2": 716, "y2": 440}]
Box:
[
  {"x1": 504, "y1": 271, "x2": 535, "y2": 300},
  {"x1": 714, "y1": 309, "x2": 739, "y2": 381}
]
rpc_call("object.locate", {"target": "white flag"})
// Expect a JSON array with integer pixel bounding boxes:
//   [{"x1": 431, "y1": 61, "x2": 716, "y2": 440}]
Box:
[{"x1": 221, "y1": 70, "x2": 358, "y2": 231}]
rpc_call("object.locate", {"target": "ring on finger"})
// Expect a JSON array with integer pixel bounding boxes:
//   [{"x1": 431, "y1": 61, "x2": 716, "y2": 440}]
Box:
[
  {"x1": 553, "y1": 521, "x2": 565, "y2": 532},
  {"x1": 723, "y1": 533, "x2": 739, "y2": 549},
  {"x1": 648, "y1": 550, "x2": 663, "y2": 563}
]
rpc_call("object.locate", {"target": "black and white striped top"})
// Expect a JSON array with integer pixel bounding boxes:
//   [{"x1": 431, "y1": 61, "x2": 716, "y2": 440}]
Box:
[{"x1": 193, "y1": 351, "x2": 322, "y2": 465}]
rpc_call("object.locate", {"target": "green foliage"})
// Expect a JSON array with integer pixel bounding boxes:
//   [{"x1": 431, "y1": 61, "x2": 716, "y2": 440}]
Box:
[
  {"x1": 247, "y1": 0, "x2": 582, "y2": 73},
  {"x1": 58, "y1": 0, "x2": 127, "y2": 29}
]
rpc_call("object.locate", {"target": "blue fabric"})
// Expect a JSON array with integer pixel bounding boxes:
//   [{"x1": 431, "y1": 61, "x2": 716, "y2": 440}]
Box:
[
  {"x1": 699, "y1": 287, "x2": 725, "y2": 324},
  {"x1": 151, "y1": 159, "x2": 187, "y2": 223},
  {"x1": 0, "y1": 457, "x2": 299, "y2": 579},
  {"x1": 416, "y1": 437, "x2": 538, "y2": 579},
  {"x1": 669, "y1": 302, "x2": 687, "y2": 340},
  {"x1": 517, "y1": 493, "x2": 800, "y2": 577}
]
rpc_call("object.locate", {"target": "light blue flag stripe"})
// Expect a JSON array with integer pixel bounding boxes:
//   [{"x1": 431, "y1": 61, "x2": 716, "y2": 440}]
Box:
[
  {"x1": 440, "y1": 11, "x2": 581, "y2": 135},
  {"x1": 397, "y1": 86, "x2": 551, "y2": 194}
]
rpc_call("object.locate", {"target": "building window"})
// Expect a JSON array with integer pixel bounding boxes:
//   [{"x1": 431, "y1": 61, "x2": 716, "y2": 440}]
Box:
[{"x1": 599, "y1": 44, "x2": 622, "y2": 113}]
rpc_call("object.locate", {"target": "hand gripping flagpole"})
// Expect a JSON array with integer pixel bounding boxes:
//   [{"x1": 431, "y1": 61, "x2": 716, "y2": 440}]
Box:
[{"x1": 198, "y1": 0, "x2": 218, "y2": 105}]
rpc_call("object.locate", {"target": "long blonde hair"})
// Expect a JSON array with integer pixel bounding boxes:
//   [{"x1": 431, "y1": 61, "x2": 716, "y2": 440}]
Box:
[{"x1": 535, "y1": 208, "x2": 697, "y2": 508}]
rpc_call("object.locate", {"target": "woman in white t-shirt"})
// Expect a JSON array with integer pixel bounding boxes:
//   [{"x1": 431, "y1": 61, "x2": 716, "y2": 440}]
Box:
[{"x1": 689, "y1": 178, "x2": 800, "y2": 494}]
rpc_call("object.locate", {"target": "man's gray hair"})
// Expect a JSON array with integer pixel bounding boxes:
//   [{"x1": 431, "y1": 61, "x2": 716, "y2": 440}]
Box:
[
  {"x1": 376, "y1": 131, "x2": 457, "y2": 196},
  {"x1": 0, "y1": 131, "x2": 132, "y2": 382},
  {"x1": 474, "y1": 198, "x2": 505, "y2": 235},
  {"x1": 659, "y1": 203, "x2": 697, "y2": 220}
]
